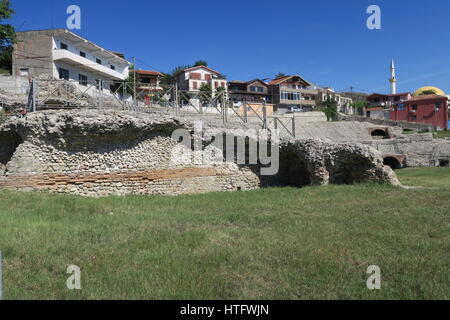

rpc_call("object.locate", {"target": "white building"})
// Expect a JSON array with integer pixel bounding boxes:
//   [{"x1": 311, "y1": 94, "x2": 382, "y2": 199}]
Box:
[
  {"x1": 318, "y1": 88, "x2": 354, "y2": 114},
  {"x1": 176, "y1": 65, "x2": 227, "y2": 93},
  {"x1": 13, "y1": 29, "x2": 130, "y2": 94}
]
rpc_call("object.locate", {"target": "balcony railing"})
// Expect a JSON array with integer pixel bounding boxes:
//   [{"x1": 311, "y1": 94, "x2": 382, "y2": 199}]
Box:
[{"x1": 53, "y1": 49, "x2": 127, "y2": 81}]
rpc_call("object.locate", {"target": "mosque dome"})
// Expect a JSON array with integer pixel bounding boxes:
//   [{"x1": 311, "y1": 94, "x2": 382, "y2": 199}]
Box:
[{"x1": 414, "y1": 86, "x2": 445, "y2": 97}]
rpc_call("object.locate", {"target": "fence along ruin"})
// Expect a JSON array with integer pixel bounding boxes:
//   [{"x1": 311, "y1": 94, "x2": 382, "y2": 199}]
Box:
[{"x1": 0, "y1": 75, "x2": 297, "y2": 138}]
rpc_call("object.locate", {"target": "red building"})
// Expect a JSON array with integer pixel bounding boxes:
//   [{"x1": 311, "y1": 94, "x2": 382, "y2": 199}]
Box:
[{"x1": 390, "y1": 95, "x2": 448, "y2": 130}]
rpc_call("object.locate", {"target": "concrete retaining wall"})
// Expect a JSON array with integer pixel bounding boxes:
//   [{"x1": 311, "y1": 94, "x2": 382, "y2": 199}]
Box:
[
  {"x1": 341, "y1": 114, "x2": 434, "y2": 132},
  {"x1": 0, "y1": 76, "x2": 29, "y2": 95}
]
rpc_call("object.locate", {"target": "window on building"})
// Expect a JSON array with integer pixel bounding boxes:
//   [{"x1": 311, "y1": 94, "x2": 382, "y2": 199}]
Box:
[
  {"x1": 59, "y1": 68, "x2": 69, "y2": 80},
  {"x1": 96, "y1": 58, "x2": 102, "y2": 65},
  {"x1": 411, "y1": 115, "x2": 417, "y2": 121},
  {"x1": 192, "y1": 81, "x2": 198, "y2": 90},
  {"x1": 110, "y1": 65, "x2": 115, "y2": 71},
  {"x1": 435, "y1": 103, "x2": 441, "y2": 111},
  {"x1": 96, "y1": 79, "x2": 103, "y2": 91},
  {"x1": 280, "y1": 91, "x2": 302, "y2": 101},
  {"x1": 250, "y1": 86, "x2": 257, "y2": 92},
  {"x1": 398, "y1": 104, "x2": 405, "y2": 111},
  {"x1": 79, "y1": 74, "x2": 88, "y2": 86},
  {"x1": 60, "y1": 43, "x2": 68, "y2": 50},
  {"x1": 19, "y1": 68, "x2": 29, "y2": 76},
  {"x1": 79, "y1": 51, "x2": 86, "y2": 58},
  {"x1": 395, "y1": 96, "x2": 400, "y2": 102},
  {"x1": 411, "y1": 104, "x2": 418, "y2": 111}
]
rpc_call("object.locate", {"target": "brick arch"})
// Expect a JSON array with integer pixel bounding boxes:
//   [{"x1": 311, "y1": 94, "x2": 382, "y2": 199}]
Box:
[
  {"x1": 383, "y1": 155, "x2": 406, "y2": 170},
  {"x1": 369, "y1": 127, "x2": 392, "y2": 139}
]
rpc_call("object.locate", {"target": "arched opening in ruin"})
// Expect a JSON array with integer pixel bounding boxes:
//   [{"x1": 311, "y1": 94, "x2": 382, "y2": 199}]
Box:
[
  {"x1": 383, "y1": 157, "x2": 402, "y2": 170},
  {"x1": 0, "y1": 132, "x2": 23, "y2": 167},
  {"x1": 371, "y1": 129, "x2": 389, "y2": 139},
  {"x1": 439, "y1": 159, "x2": 449, "y2": 167},
  {"x1": 262, "y1": 151, "x2": 311, "y2": 188}
]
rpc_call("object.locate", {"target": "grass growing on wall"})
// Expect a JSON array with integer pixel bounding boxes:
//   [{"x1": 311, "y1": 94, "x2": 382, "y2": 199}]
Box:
[
  {"x1": 0, "y1": 168, "x2": 449, "y2": 300},
  {"x1": 433, "y1": 130, "x2": 450, "y2": 139}
]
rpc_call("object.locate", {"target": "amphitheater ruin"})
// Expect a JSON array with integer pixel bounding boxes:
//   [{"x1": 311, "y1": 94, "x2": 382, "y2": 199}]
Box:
[{"x1": 1, "y1": 77, "x2": 449, "y2": 197}]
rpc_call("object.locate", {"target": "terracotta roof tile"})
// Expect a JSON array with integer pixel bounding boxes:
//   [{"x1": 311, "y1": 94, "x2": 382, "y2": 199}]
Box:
[
  {"x1": 181, "y1": 65, "x2": 221, "y2": 75},
  {"x1": 136, "y1": 70, "x2": 164, "y2": 76}
]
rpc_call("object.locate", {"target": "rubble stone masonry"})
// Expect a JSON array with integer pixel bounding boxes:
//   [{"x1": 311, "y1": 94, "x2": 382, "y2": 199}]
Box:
[{"x1": 0, "y1": 110, "x2": 399, "y2": 197}]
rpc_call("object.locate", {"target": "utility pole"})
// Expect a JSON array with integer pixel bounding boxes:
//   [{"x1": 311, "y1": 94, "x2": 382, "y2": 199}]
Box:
[
  {"x1": 262, "y1": 98, "x2": 268, "y2": 129},
  {"x1": 175, "y1": 82, "x2": 179, "y2": 116},
  {"x1": 133, "y1": 57, "x2": 137, "y2": 107}
]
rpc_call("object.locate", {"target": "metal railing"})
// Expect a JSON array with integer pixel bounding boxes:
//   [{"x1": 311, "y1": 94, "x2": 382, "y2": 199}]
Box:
[{"x1": 1, "y1": 77, "x2": 300, "y2": 138}]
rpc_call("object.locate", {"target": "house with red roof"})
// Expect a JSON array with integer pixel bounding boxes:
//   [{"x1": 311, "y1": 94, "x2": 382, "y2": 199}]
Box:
[
  {"x1": 228, "y1": 79, "x2": 270, "y2": 105},
  {"x1": 267, "y1": 75, "x2": 318, "y2": 111},
  {"x1": 135, "y1": 70, "x2": 164, "y2": 93},
  {"x1": 175, "y1": 65, "x2": 227, "y2": 93}
]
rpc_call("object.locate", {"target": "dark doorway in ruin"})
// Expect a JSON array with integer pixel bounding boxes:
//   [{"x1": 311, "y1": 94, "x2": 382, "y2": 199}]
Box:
[
  {"x1": 270, "y1": 152, "x2": 311, "y2": 188},
  {"x1": 439, "y1": 159, "x2": 449, "y2": 167},
  {"x1": 383, "y1": 157, "x2": 402, "y2": 170},
  {"x1": 0, "y1": 133, "x2": 23, "y2": 166},
  {"x1": 371, "y1": 129, "x2": 389, "y2": 139}
]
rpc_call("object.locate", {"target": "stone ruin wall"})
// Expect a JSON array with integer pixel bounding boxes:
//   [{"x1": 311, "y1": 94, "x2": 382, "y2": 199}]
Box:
[
  {"x1": 0, "y1": 110, "x2": 399, "y2": 197},
  {"x1": 0, "y1": 112, "x2": 260, "y2": 196},
  {"x1": 364, "y1": 133, "x2": 450, "y2": 167}
]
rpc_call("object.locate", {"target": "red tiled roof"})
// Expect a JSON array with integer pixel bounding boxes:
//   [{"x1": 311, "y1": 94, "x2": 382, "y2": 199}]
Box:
[
  {"x1": 268, "y1": 76, "x2": 292, "y2": 86},
  {"x1": 268, "y1": 75, "x2": 312, "y2": 86},
  {"x1": 136, "y1": 70, "x2": 164, "y2": 76},
  {"x1": 181, "y1": 65, "x2": 221, "y2": 75}
]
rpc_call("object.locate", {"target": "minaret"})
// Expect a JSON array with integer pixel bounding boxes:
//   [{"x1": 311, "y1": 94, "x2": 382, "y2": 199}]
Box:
[{"x1": 389, "y1": 59, "x2": 397, "y2": 94}]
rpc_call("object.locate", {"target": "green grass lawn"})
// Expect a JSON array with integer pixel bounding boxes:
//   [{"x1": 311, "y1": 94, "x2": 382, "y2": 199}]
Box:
[{"x1": 0, "y1": 168, "x2": 449, "y2": 300}]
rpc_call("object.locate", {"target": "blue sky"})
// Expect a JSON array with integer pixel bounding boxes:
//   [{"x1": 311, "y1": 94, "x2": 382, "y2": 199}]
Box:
[{"x1": 7, "y1": 0, "x2": 450, "y2": 94}]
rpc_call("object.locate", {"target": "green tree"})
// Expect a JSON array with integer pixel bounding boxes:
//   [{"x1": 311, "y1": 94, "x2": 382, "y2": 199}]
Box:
[
  {"x1": 160, "y1": 65, "x2": 190, "y2": 85},
  {"x1": 117, "y1": 65, "x2": 137, "y2": 98},
  {"x1": 352, "y1": 101, "x2": 369, "y2": 109},
  {"x1": 351, "y1": 101, "x2": 369, "y2": 116},
  {"x1": 0, "y1": 0, "x2": 16, "y2": 74},
  {"x1": 199, "y1": 84, "x2": 212, "y2": 102},
  {"x1": 215, "y1": 86, "x2": 226, "y2": 98},
  {"x1": 419, "y1": 89, "x2": 437, "y2": 95},
  {"x1": 321, "y1": 95, "x2": 338, "y2": 121},
  {"x1": 275, "y1": 72, "x2": 286, "y2": 79},
  {"x1": 194, "y1": 60, "x2": 208, "y2": 67}
]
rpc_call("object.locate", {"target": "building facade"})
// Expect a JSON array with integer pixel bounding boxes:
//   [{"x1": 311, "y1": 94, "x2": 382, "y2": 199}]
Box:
[
  {"x1": 390, "y1": 94, "x2": 448, "y2": 130},
  {"x1": 367, "y1": 92, "x2": 412, "y2": 108},
  {"x1": 316, "y1": 88, "x2": 354, "y2": 114},
  {"x1": 176, "y1": 66, "x2": 227, "y2": 93},
  {"x1": 12, "y1": 29, "x2": 130, "y2": 93},
  {"x1": 135, "y1": 70, "x2": 164, "y2": 95},
  {"x1": 228, "y1": 79, "x2": 270, "y2": 106},
  {"x1": 268, "y1": 75, "x2": 318, "y2": 111}
]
